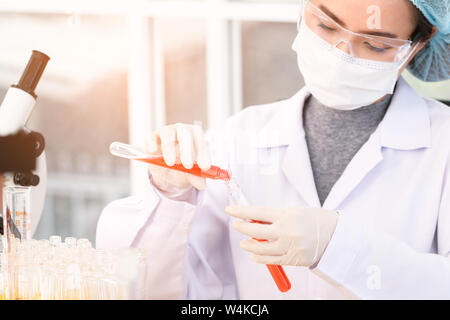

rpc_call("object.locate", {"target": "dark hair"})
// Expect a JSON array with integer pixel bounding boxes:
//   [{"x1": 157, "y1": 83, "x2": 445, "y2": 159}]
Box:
[{"x1": 409, "y1": 4, "x2": 434, "y2": 43}]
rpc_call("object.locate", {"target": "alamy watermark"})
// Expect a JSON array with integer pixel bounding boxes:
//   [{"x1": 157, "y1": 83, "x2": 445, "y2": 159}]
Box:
[{"x1": 366, "y1": 5, "x2": 382, "y2": 30}]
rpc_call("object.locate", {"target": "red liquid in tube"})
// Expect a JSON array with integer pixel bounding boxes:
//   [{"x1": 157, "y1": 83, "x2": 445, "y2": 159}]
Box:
[
  {"x1": 252, "y1": 220, "x2": 291, "y2": 293},
  {"x1": 137, "y1": 157, "x2": 231, "y2": 180}
]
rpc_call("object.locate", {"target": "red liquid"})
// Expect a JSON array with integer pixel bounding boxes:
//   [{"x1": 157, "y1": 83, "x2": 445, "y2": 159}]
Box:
[
  {"x1": 137, "y1": 157, "x2": 231, "y2": 181},
  {"x1": 252, "y1": 220, "x2": 292, "y2": 293},
  {"x1": 266, "y1": 265, "x2": 291, "y2": 293}
]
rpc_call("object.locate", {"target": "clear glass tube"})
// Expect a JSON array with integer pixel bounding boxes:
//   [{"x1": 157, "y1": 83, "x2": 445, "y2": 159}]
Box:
[
  {"x1": 2, "y1": 186, "x2": 31, "y2": 300},
  {"x1": 2, "y1": 186, "x2": 32, "y2": 249},
  {"x1": 64, "y1": 263, "x2": 81, "y2": 300},
  {"x1": 49, "y1": 235, "x2": 61, "y2": 247},
  {"x1": 0, "y1": 240, "x2": 4, "y2": 300},
  {"x1": 138, "y1": 249, "x2": 149, "y2": 299},
  {"x1": 64, "y1": 237, "x2": 76, "y2": 248}
]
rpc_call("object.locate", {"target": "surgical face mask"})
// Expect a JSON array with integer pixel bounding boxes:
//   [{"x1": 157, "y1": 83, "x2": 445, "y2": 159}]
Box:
[{"x1": 292, "y1": 18, "x2": 418, "y2": 110}]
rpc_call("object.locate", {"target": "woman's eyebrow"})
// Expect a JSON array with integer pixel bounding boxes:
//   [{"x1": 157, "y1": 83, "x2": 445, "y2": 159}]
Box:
[
  {"x1": 357, "y1": 30, "x2": 399, "y2": 39},
  {"x1": 319, "y1": 4, "x2": 346, "y2": 27}
]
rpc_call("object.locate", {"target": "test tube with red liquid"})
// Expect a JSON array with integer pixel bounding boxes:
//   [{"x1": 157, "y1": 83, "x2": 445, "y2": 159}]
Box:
[{"x1": 109, "y1": 141, "x2": 291, "y2": 292}]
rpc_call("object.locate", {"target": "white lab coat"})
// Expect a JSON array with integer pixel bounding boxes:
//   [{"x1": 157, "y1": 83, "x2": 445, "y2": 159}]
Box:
[{"x1": 96, "y1": 77, "x2": 450, "y2": 300}]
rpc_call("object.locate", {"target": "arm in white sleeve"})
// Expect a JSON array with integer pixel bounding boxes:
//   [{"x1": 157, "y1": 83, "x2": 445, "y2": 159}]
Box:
[{"x1": 314, "y1": 175, "x2": 450, "y2": 299}]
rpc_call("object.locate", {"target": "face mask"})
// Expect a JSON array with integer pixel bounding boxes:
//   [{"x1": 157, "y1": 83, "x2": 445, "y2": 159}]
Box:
[{"x1": 292, "y1": 19, "x2": 415, "y2": 110}]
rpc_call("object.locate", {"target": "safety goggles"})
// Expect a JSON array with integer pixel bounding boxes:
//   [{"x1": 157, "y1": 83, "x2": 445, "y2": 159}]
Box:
[{"x1": 297, "y1": 0, "x2": 415, "y2": 63}]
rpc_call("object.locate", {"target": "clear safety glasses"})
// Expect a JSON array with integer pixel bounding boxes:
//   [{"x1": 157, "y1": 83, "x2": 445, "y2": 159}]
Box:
[{"x1": 298, "y1": 0, "x2": 415, "y2": 63}]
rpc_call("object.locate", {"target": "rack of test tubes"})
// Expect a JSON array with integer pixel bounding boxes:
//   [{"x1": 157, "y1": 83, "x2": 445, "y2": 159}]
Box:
[{"x1": 0, "y1": 235, "x2": 148, "y2": 300}]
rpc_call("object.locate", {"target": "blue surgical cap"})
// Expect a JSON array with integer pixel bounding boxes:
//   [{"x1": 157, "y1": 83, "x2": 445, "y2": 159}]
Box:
[{"x1": 407, "y1": 0, "x2": 450, "y2": 82}]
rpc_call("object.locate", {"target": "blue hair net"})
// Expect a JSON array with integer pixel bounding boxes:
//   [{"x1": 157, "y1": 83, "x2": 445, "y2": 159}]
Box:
[{"x1": 407, "y1": 0, "x2": 450, "y2": 82}]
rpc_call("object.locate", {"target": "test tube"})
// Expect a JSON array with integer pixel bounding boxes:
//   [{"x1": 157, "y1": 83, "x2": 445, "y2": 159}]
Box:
[
  {"x1": 64, "y1": 263, "x2": 81, "y2": 300},
  {"x1": 83, "y1": 271, "x2": 102, "y2": 300},
  {"x1": 49, "y1": 235, "x2": 61, "y2": 247},
  {"x1": 16, "y1": 250, "x2": 39, "y2": 300},
  {"x1": 65, "y1": 237, "x2": 76, "y2": 248},
  {"x1": 0, "y1": 240, "x2": 4, "y2": 300},
  {"x1": 40, "y1": 262, "x2": 54, "y2": 300},
  {"x1": 76, "y1": 238, "x2": 91, "y2": 248},
  {"x1": 110, "y1": 142, "x2": 231, "y2": 181},
  {"x1": 2, "y1": 186, "x2": 31, "y2": 251},
  {"x1": 137, "y1": 248, "x2": 149, "y2": 299}
]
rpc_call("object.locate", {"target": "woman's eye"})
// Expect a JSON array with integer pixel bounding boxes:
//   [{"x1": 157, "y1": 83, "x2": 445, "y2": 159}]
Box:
[
  {"x1": 364, "y1": 42, "x2": 392, "y2": 53},
  {"x1": 318, "y1": 22, "x2": 336, "y2": 31}
]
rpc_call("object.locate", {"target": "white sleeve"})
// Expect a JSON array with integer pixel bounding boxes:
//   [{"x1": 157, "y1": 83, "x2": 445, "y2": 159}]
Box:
[{"x1": 314, "y1": 174, "x2": 450, "y2": 300}]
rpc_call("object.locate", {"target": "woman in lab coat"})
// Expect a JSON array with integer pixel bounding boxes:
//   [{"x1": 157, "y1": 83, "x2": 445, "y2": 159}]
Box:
[{"x1": 97, "y1": 0, "x2": 450, "y2": 299}]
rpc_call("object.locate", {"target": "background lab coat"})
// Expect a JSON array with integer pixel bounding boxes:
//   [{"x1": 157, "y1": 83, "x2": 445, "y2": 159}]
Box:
[{"x1": 96, "y1": 77, "x2": 450, "y2": 299}]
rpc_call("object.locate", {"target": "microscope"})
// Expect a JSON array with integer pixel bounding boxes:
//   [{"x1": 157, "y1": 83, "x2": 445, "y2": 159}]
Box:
[{"x1": 0, "y1": 50, "x2": 50, "y2": 238}]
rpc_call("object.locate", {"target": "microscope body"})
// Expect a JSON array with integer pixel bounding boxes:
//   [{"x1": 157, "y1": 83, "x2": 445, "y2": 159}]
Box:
[
  {"x1": 0, "y1": 50, "x2": 50, "y2": 237},
  {"x1": 0, "y1": 132, "x2": 47, "y2": 238}
]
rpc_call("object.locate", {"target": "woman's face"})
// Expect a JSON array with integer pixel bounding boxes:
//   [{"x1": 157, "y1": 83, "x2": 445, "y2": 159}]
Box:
[{"x1": 309, "y1": 0, "x2": 433, "y2": 74}]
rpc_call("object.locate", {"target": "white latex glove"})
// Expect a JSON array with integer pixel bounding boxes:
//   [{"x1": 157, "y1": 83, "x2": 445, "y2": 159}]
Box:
[
  {"x1": 146, "y1": 123, "x2": 212, "y2": 191},
  {"x1": 225, "y1": 206, "x2": 339, "y2": 267}
]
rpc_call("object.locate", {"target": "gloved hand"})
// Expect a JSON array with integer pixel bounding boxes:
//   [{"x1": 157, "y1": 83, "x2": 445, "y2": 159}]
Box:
[
  {"x1": 225, "y1": 206, "x2": 339, "y2": 267},
  {"x1": 146, "y1": 123, "x2": 212, "y2": 191}
]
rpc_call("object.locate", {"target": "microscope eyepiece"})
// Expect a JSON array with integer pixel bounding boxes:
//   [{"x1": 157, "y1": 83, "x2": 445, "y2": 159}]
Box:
[{"x1": 12, "y1": 50, "x2": 50, "y2": 99}]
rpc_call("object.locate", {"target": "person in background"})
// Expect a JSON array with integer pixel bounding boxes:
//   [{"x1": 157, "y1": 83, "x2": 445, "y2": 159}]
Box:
[{"x1": 97, "y1": 0, "x2": 450, "y2": 299}]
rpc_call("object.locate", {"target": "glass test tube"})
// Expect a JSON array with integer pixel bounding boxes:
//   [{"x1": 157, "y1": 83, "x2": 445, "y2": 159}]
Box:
[
  {"x1": 3, "y1": 186, "x2": 32, "y2": 250},
  {"x1": 2, "y1": 186, "x2": 31, "y2": 299},
  {"x1": 0, "y1": 237, "x2": 4, "y2": 300}
]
